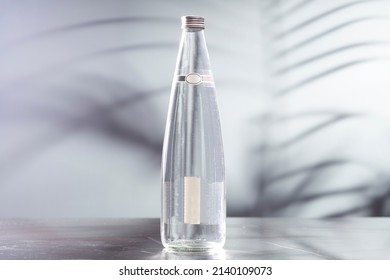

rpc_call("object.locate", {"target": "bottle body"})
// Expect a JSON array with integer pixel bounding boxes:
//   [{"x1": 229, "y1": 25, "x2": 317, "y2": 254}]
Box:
[{"x1": 161, "y1": 16, "x2": 226, "y2": 251}]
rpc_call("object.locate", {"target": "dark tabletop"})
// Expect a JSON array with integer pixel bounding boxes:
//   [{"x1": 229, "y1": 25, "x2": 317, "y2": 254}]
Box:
[{"x1": 0, "y1": 218, "x2": 389, "y2": 260}]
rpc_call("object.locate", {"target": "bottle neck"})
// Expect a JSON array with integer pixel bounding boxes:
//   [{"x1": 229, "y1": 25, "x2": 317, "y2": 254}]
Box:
[
  {"x1": 175, "y1": 28, "x2": 211, "y2": 76},
  {"x1": 183, "y1": 27, "x2": 204, "y2": 32}
]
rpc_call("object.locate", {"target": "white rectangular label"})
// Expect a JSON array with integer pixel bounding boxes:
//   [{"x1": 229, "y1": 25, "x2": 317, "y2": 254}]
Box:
[{"x1": 184, "y1": 176, "x2": 200, "y2": 224}]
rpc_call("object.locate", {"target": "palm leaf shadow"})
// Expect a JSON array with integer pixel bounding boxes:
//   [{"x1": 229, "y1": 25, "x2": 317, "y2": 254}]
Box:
[
  {"x1": 267, "y1": 112, "x2": 365, "y2": 148},
  {"x1": 276, "y1": 57, "x2": 385, "y2": 96},
  {"x1": 275, "y1": 16, "x2": 390, "y2": 57},
  {"x1": 275, "y1": 41, "x2": 390, "y2": 74},
  {"x1": 255, "y1": 0, "x2": 390, "y2": 218},
  {"x1": 0, "y1": 42, "x2": 176, "y2": 95},
  {"x1": 259, "y1": 160, "x2": 355, "y2": 213},
  {"x1": 0, "y1": 16, "x2": 176, "y2": 53},
  {"x1": 0, "y1": 75, "x2": 169, "y2": 179},
  {"x1": 275, "y1": 0, "x2": 383, "y2": 39},
  {"x1": 269, "y1": 0, "x2": 316, "y2": 23}
]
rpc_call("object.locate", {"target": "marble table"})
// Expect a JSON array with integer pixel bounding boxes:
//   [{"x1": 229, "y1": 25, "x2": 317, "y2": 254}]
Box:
[{"x1": 0, "y1": 218, "x2": 389, "y2": 260}]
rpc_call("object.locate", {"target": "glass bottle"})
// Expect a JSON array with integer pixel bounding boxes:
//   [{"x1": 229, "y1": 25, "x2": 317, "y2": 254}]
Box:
[{"x1": 161, "y1": 15, "x2": 226, "y2": 251}]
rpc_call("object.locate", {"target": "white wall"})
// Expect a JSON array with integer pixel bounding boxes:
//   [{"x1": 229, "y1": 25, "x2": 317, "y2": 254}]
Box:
[{"x1": 0, "y1": 0, "x2": 390, "y2": 217}]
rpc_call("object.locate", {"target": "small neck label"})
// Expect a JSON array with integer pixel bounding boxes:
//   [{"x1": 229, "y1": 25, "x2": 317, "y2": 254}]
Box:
[
  {"x1": 186, "y1": 73, "x2": 202, "y2": 84},
  {"x1": 176, "y1": 73, "x2": 214, "y2": 85}
]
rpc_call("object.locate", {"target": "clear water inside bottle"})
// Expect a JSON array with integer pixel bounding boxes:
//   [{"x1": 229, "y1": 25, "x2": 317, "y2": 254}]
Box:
[{"x1": 161, "y1": 83, "x2": 226, "y2": 251}]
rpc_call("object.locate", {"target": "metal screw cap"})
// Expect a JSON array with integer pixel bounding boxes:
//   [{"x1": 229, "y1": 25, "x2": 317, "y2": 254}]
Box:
[{"x1": 181, "y1": 15, "x2": 205, "y2": 29}]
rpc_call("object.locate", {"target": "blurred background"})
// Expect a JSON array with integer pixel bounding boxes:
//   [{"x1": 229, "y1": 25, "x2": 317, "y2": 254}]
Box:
[{"x1": 1, "y1": 0, "x2": 390, "y2": 218}]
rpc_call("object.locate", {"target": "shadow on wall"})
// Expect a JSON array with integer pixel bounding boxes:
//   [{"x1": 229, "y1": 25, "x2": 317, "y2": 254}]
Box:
[
  {"x1": 250, "y1": 0, "x2": 390, "y2": 217},
  {"x1": 0, "y1": 0, "x2": 390, "y2": 217}
]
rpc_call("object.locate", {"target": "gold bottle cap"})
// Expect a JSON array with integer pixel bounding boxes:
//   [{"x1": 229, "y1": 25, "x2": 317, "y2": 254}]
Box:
[{"x1": 181, "y1": 15, "x2": 205, "y2": 29}]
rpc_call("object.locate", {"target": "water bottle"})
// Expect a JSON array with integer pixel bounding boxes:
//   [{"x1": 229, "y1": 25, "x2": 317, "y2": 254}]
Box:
[{"x1": 161, "y1": 15, "x2": 226, "y2": 251}]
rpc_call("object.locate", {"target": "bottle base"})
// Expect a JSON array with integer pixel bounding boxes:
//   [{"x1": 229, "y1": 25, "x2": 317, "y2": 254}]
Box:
[{"x1": 164, "y1": 240, "x2": 224, "y2": 252}]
